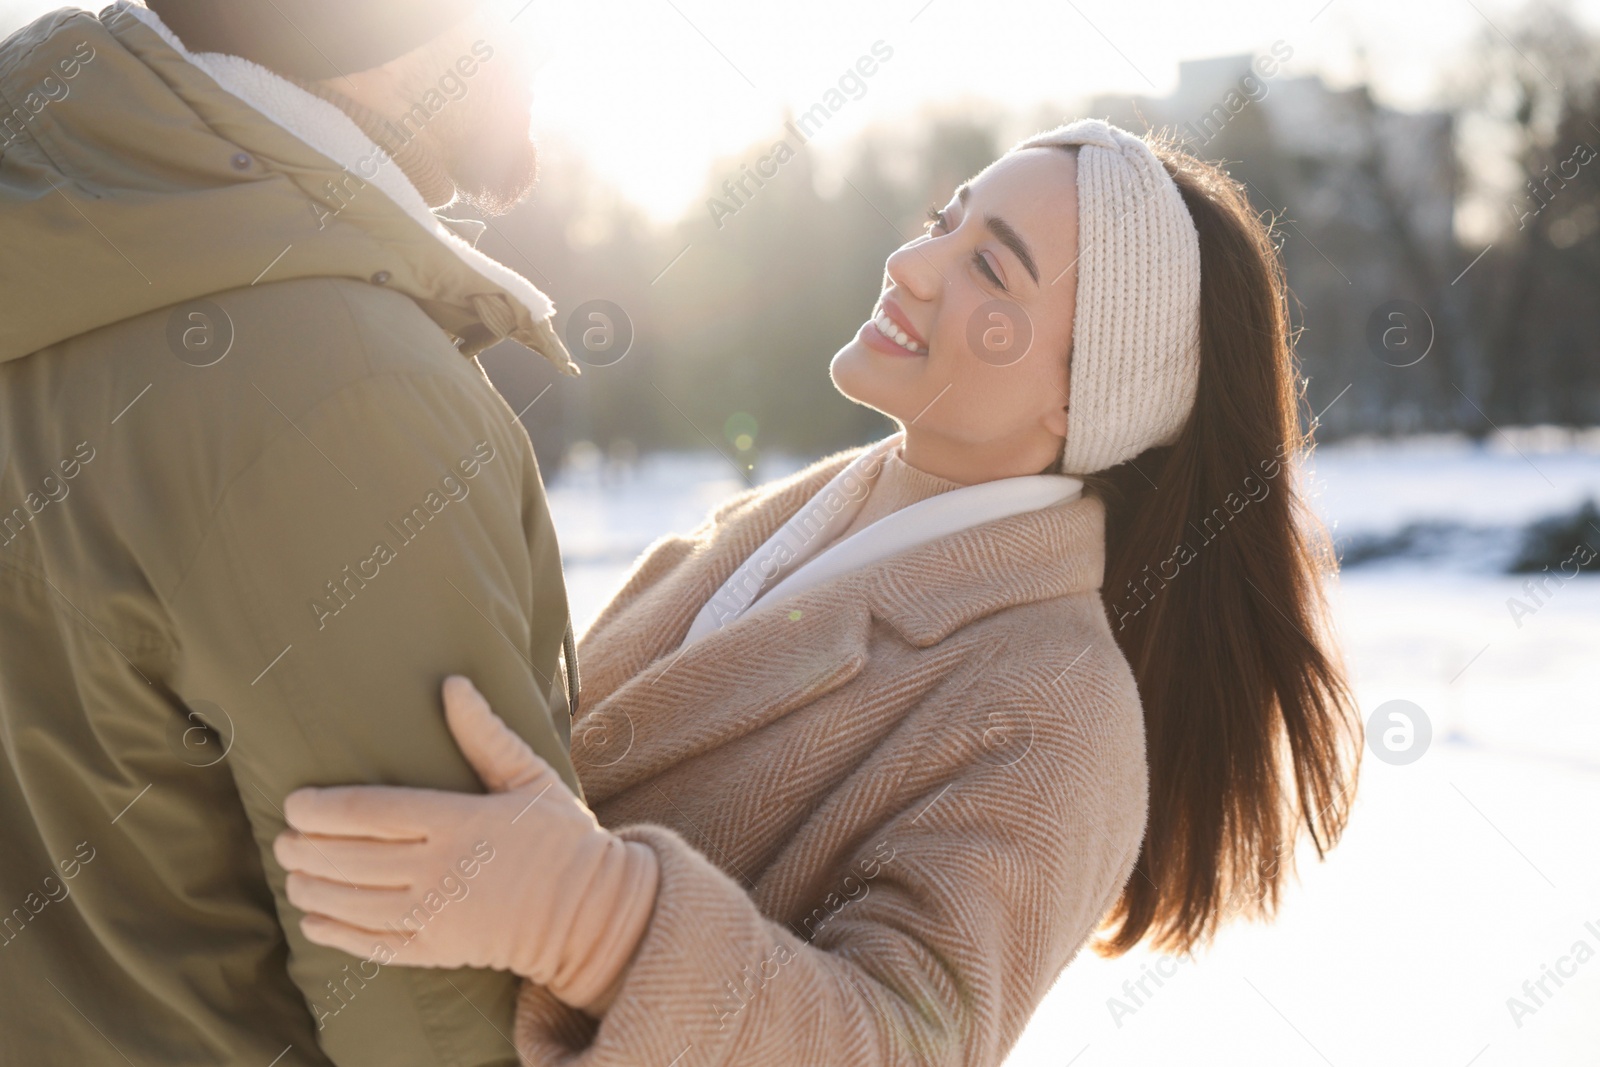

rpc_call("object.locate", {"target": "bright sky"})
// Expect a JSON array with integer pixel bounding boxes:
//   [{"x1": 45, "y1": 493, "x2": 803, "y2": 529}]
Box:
[
  {"x1": 498, "y1": 0, "x2": 1600, "y2": 220},
  {"x1": 6, "y1": 0, "x2": 1599, "y2": 220}
]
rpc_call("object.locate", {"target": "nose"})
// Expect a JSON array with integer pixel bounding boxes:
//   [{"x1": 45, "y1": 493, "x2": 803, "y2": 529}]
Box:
[{"x1": 885, "y1": 237, "x2": 942, "y2": 304}]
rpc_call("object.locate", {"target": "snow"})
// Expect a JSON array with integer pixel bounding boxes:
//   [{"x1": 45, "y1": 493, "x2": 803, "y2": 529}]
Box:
[
  {"x1": 1003, "y1": 568, "x2": 1600, "y2": 1067},
  {"x1": 1305, "y1": 431, "x2": 1600, "y2": 534},
  {"x1": 543, "y1": 435, "x2": 1600, "y2": 1066}
]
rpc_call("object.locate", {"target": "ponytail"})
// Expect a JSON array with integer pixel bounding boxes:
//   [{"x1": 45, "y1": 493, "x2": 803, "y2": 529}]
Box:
[{"x1": 1087, "y1": 139, "x2": 1362, "y2": 957}]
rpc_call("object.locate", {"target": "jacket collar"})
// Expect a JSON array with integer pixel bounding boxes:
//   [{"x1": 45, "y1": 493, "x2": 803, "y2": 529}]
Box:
[
  {"x1": 285, "y1": 74, "x2": 458, "y2": 210},
  {"x1": 570, "y1": 447, "x2": 1107, "y2": 802}
]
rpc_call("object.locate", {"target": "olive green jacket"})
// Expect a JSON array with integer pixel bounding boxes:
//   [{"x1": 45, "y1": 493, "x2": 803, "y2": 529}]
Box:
[{"x1": 0, "y1": 5, "x2": 583, "y2": 1065}]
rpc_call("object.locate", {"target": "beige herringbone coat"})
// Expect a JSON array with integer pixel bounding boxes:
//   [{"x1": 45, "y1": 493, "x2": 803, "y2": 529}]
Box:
[{"x1": 514, "y1": 447, "x2": 1151, "y2": 1066}]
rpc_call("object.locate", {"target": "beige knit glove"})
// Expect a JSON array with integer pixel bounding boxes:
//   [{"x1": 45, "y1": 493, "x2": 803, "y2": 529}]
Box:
[{"x1": 273, "y1": 676, "x2": 659, "y2": 1014}]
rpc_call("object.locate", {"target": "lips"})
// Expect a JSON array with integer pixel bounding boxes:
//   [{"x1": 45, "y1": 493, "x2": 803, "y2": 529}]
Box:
[{"x1": 866, "y1": 299, "x2": 927, "y2": 354}]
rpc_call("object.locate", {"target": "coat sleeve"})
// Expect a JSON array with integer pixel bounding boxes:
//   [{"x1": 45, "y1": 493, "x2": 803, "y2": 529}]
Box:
[
  {"x1": 511, "y1": 664, "x2": 1150, "y2": 1067},
  {"x1": 164, "y1": 283, "x2": 578, "y2": 1067}
]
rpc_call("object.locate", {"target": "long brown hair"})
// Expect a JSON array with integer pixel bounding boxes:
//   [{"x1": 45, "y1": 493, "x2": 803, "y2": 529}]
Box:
[{"x1": 1081, "y1": 138, "x2": 1362, "y2": 957}]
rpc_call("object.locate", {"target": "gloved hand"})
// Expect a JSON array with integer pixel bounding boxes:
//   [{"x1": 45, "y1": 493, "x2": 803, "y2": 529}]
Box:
[{"x1": 273, "y1": 675, "x2": 659, "y2": 1015}]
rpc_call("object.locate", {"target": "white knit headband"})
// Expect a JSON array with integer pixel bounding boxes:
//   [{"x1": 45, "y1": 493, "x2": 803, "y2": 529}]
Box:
[{"x1": 1011, "y1": 120, "x2": 1202, "y2": 475}]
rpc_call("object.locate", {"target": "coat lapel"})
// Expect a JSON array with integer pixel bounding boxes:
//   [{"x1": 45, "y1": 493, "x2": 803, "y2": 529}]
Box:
[
  {"x1": 572, "y1": 582, "x2": 872, "y2": 802},
  {"x1": 573, "y1": 451, "x2": 863, "y2": 699},
  {"x1": 866, "y1": 491, "x2": 1107, "y2": 645},
  {"x1": 567, "y1": 451, "x2": 1109, "y2": 804},
  {"x1": 570, "y1": 451, "x2": 867, "y2": 799}
]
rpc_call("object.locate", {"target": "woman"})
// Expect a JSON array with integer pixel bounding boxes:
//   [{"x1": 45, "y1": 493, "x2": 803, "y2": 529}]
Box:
[{"x1": 274, "y1": 120, "x2": 1362, "y2": 1064}]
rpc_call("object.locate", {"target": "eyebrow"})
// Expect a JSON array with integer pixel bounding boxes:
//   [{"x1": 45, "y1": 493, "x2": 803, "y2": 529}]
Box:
[{"x1": 983, "y1": 216, "x2": 1039, "y2": 285}]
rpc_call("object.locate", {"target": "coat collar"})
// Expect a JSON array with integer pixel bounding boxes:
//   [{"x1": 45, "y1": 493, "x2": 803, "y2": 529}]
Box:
[
  {"x1": 677, "y1": 434, "x2": 1085, "y2": 648},
  {"x1": 570, "y1": 447, "x2": 1107, "y2": 802}
]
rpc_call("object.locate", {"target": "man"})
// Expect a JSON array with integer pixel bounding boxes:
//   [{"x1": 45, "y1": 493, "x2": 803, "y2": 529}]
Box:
[{"x1": 0, "y1": 1, "x2": 584, "y2": 1063}]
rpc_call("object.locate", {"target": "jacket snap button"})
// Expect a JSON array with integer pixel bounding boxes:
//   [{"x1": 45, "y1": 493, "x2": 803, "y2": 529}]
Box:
[
  {"x1": 371, "y1": 270, "x2": 391, "y2": 285},
  {"x1": 230, "y1": 152, "x2": 251, "y2": 170}
]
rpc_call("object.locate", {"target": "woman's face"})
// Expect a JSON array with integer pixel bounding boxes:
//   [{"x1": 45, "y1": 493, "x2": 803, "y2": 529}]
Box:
[{"x1": 830, "y1": 147, "x2": 1080, "y2": 483}]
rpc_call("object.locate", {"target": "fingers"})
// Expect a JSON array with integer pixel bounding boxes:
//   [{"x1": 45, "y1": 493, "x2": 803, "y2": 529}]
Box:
[
  {"x1": 285, "y1": 871, "x2": 416, "y2": 932},
  {"x1": 298, "y1": 903, "x2": 483, "y2": 971},
  {"x1": 300, "y1": 913, "x2": 410, "y2": 962},
  {"x1": 442, "y1": 675, "x2": 547, "y2": 793},
  {"x1": 273, "y1": 830, "x2": 425, "y2": 889},
  {"x1": 299, "y1": 914, "x2": 461, "y2": 970},
  {"x1": 282, "y1": 784, "x2": 440, "y2": 840}
]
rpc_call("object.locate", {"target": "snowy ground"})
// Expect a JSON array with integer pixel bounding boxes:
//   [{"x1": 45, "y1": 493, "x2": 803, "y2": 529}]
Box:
[{"x1": 544, "y1": 434, "x2": 1600, "y2": 1067}]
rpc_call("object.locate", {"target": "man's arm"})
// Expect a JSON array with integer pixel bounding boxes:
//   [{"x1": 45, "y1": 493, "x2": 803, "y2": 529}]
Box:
[{"x1": 165, "y1": 294, "x2": 576, "y2": 1066}]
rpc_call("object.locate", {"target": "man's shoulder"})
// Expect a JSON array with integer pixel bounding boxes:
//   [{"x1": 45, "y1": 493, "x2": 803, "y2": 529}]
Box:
[
  {"x1": 51, "y1": 275, "x2": 481, "y2": 400},
  {"x1": 206, "y1": 276, "x2": 476, "y2": 381},
  {"x1": 3, "y1": 276, "x2": 526, "y2": 597},
  {"x1": 124, "y1": 275, "x2": 502, "y2": 433}
]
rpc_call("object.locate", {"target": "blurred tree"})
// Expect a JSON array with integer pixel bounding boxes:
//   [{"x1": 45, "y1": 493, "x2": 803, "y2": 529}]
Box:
[
  {"x1": 920, "y1": 115, "x2": 1003, "y2": 204},
  {"x1": 1460, "y1": 0, "x2": 1600, "y2": 428},
  {"x1": 474, "y1": 137, "x2": 667, "y2": 466}
]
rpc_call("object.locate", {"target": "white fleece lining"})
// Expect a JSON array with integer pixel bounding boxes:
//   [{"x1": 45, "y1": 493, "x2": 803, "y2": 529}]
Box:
[{"x1": 121, "y1": 2, "x2": 554, "y2": 322}]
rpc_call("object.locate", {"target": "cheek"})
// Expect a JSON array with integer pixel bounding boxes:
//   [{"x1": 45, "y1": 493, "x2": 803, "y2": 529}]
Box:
[
  {"x1": 925, "y1": 302, "x2": 1072, "y2": 436},
  {"x1": 1015, "y1": 304, "x2": 1073, "y2": 398},
  {"x1": 927, "y1": 291, "x2": 998, "y2": 389},
  {"x1": 935, "y1": 291, "x2": 1067, "y2": 380}
]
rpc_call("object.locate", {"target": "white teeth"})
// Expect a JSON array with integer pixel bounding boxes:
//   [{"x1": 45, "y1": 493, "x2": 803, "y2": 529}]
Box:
[{"x1": 874, "y1": 310, "x2": 923, "y2": 352}]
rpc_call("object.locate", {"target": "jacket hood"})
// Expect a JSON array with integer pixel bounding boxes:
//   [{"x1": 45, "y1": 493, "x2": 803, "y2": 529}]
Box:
[{"x1": 0, "y1": 2, "x2": 577, "y2": 372}]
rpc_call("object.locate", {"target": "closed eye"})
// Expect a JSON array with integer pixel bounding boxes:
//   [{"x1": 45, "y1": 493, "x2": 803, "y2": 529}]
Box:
[{"x1": 974, "y1": 252, "x2": 1006, "y2": 291}]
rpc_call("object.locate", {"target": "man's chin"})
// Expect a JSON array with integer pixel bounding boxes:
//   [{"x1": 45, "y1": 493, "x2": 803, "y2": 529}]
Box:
[{"x1": 451, "y1": 141, "x2": 540, "y2": 216}]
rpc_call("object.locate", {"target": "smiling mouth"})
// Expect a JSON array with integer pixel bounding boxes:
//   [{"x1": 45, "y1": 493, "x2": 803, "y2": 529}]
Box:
[{"x1": 868, "y1": 306, "x2": 926, "y2": 353}]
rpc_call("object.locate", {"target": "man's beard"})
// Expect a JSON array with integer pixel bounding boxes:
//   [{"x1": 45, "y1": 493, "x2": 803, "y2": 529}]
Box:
[{"x1": 430, "y1": 67, "x2": 539, "y2": 216}]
